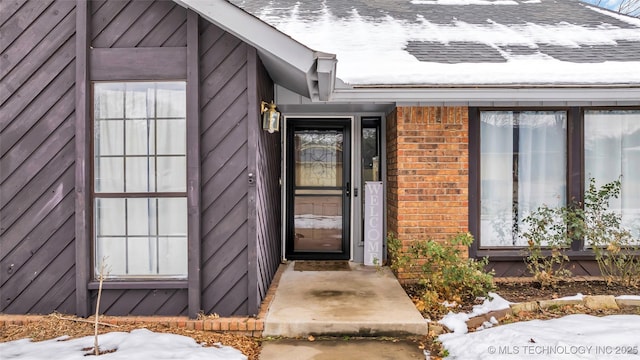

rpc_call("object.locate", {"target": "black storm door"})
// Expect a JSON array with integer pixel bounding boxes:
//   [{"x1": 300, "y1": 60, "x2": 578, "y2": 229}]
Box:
[{"x1": 286, "y1": 119, "x2": 351, "y2": 260}]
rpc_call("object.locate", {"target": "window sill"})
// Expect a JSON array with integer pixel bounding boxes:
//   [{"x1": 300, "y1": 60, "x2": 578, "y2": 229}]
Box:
[
  {"x1": 87, "y1": 280, "x2": 188, "y2": 290},
  {"x1": 475, "y1": 249, "x2": 598, "y2": 261}
]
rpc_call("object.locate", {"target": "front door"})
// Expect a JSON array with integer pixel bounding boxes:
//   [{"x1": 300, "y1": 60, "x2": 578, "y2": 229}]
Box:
[{"x1": 286, "y1": 118, "x2": 351, "y2": 260}]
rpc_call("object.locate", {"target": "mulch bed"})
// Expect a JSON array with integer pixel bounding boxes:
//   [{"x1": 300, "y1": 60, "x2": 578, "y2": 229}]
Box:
[
  {"x1": 0, "y1": 314, "x2": 261, "y2": 360},
  {"x1": 495, "y1": 280, "x2": 639, "y2": 303}
]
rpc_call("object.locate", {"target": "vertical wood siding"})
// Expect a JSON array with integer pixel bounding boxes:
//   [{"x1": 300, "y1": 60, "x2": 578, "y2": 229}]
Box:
[
  {"x1": 254, "y1": 58, "x2": 281, "y2": 305},
  {"x1": 0, "y1": 0, "x2": 77, "y2": 314},
  {"x1": 199, "y1": 20, "x2": 251, "y2": 316}
]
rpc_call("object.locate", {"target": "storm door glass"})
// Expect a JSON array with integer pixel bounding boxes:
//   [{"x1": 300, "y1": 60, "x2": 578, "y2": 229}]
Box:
[{"x1": 293, "y1": 129, "x2": 345, "y2": 253}]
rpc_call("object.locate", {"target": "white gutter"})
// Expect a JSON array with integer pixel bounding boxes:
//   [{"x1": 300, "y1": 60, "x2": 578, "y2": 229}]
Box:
[
  {"x1": 174, "y1": 0, "x2": 336, "y2": 101},
  {"x1": 330, "y1": 86, "x2": 640, "y2": 104}
]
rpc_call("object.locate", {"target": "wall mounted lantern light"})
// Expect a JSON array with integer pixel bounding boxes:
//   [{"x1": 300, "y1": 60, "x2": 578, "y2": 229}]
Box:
[{"x1": 261, "y1": 100, "x2": 280, "y2": 133}]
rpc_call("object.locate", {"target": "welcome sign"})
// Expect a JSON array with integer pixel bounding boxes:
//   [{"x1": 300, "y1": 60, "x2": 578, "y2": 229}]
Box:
[{"x1": 364, "y1": 181, "x2": 383, "y2": 266}]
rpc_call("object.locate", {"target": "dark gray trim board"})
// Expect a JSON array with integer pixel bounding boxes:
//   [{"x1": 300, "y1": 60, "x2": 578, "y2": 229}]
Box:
[
  {"x1": 89, "y1": 47, "x2": 187, "y2": 81},
  {"x1": 186, "y1": 9, "x2": 202, "y2": 319},
  {"x1": 246, "y1": 47, "x2": 260, "y2": 316},
  {"x1": 75, "y1": 0, "x2": 91, "y2": 318}
]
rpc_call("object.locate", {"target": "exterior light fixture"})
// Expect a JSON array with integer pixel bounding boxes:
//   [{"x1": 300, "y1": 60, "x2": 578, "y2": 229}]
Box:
[{"x1": 260, "y1": 100, "x2": 280, "y2": 133}]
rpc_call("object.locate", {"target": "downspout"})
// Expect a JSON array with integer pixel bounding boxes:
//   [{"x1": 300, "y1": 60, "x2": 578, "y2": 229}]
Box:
[{"x1": 313, "y1": 52, "x2": 337, "y2": 102}]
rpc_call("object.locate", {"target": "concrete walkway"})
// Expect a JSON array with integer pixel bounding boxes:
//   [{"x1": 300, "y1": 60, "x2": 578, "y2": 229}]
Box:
[
  {"x1": 262, "y1": 262, "x2": 428, "y2": 337},
  {"x1": 259, "y1": 339, "x2": 428, "y2": 360}
]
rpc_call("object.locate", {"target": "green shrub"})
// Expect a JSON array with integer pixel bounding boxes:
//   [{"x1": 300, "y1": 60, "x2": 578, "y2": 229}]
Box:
[
  {"x1": 388, "y1": 232, "x2": 494, "y2": 318},
  {"x1": 582, "y1": 178, "x2": 640, "y2": 287},
  {"x1": 521, "y1": 205, "x2": 574, "y2": 288},
  {"x1": 522, "y1": 178, "x2": 640, "y2": 288}
]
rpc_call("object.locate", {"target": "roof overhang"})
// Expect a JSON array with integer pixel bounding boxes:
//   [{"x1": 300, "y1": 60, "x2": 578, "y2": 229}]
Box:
[
  {"x1": 330, "y1": 85, "x2": 640, "y2": 105},
  {"x1": 173, "y1": 0, "x2": 336, "y2": 101}
]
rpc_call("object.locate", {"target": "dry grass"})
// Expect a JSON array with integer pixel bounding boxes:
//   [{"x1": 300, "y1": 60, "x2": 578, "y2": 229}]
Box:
[{"x1": 0, "y1": 314, "x2": 260, "y2": 360}]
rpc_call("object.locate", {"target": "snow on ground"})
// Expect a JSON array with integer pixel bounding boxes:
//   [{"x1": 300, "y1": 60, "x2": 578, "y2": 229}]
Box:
[
  {"x1": 438, "y1": 292, "x2": 640, "y2": 359},
  {"x1": 0, "y1": 329, "x2": 247, "y2": 360},
  {"x1": 438, "y1": 292, "x2": 511, "y2": 334},
  {"x1": 440, "y1": 314, "x2": 640, "y2": 359},
  {"x1": 556, "y1": 293, "x2": 585, "y2": 300}
]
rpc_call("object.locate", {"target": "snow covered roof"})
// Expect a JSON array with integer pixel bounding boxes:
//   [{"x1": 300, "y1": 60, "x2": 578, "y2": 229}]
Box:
[
  {"x1": 230, "y1": 0, "x2": 640, "y2": 87},
  {"x1": 174, "y1": 0, "x2": 337, "y2": 101}
]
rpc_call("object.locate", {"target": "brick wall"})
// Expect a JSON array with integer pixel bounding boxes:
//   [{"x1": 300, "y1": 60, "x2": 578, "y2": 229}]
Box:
[{"x1": 386, "y1": 106, "x2": 470, "y2": 268}]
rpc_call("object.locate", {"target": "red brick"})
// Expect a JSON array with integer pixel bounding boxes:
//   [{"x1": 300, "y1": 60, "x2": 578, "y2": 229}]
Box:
[{"x1": 387, "y1": 106, "x2": 471, "y2": 279}]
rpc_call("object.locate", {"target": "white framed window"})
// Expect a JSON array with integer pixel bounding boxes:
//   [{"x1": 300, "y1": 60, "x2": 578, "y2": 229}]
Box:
[{"x1": 93, "y1": 82, "x2": 187, "y2": 279}]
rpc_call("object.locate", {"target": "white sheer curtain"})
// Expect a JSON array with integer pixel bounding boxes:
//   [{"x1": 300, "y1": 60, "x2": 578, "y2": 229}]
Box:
[
  {"x1": 481, "y1": 112, "x2": 515, "y2": 246},
  {"x1": 481, "y1": 111, "x2": 566, "y2": 247},
  {"x1": 585, "y1": 110, "x2": 640, "y2": 239},
  {"x1": 516, "y1": 112, "x2": 567, "y2": 244},
  {"x1": 94, "y1": 82, "x2": 187, "y2": 278}
]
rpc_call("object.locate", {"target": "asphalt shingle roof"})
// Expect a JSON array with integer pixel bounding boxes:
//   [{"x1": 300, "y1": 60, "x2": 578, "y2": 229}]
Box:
[{"x1": 231, "y1": 0, "x2": 640, "y2": 85}]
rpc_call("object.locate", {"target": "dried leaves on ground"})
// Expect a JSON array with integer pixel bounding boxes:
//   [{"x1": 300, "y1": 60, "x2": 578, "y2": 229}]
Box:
[
  {"x1": 494, "y1": 280, "x2": 638, "y2": 303},
  {"x1": 0, "y1": 314, "x2": 260, "y2": 360}
]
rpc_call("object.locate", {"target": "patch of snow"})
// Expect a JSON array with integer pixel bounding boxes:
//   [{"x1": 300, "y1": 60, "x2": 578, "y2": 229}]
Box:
[
  {"x1": 442, "y1": 300, "x2": 459, "y2": 308},
  {"x1": 556, "y1": 293, "x2": 584, "y2": 301},
  {"x1": 438, "y1": 292, "x2": 511, "y2": 334},
  {"x1": 617, "y1": 295, "x2": 640, "y2": 300},
  {"x1": 476, "y1": 316, "x2": 499, "y2": 331},
  {"x1": 439, "y1": 312, "x2": 471, "y2": 334},
  {"x1": 440, "y1": 314, "x2": 640, "y2": 359},
  {"x1": 0, "y1": 329, "x2": 247, "y2": 360},
  {"x1": 469, "y1": 292, "x2": 512, "y2": 317}
]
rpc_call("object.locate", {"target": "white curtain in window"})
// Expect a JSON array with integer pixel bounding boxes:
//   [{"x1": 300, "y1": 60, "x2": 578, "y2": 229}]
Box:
[
  {"x1": 481, "y1": 111, "x2": 566, "y2": 247},
  {"x1": 585, "y1": 111, "x2": 640, "y2": 239},
  {"x1": 95, "y1": 197, "x2": 187, "y2": 277},
  {"x1": 481, "y1": 112, "x2": 514, "y2": 246},
  {"x1": 93, "y1": 82, "x2": 187, "y2": 278},
  {"x1": 95, "y1": 84, "x2": 125, "y2": 193},
  {"x1": 517, "y1": 112, "x2": 567, "y2": 241}
]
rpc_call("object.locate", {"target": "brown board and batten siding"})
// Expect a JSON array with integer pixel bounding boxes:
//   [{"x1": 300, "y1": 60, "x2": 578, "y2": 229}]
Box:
[
  {"x1": 1, "y1": 0, "x2": 78, "y2": 315},
  {"x1": 1, "y1": 0, "x2": 282, "y2": 317}
]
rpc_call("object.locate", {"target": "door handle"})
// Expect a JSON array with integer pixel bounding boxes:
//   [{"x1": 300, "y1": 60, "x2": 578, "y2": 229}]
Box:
[{"x1": 345, "y1": 182, "x2": 350, "y2": 197}]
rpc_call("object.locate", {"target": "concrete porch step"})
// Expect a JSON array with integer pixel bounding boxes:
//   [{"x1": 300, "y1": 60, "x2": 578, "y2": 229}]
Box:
[{"x1": 262, "y1": 262, "x2": 428, "y2": 337}]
